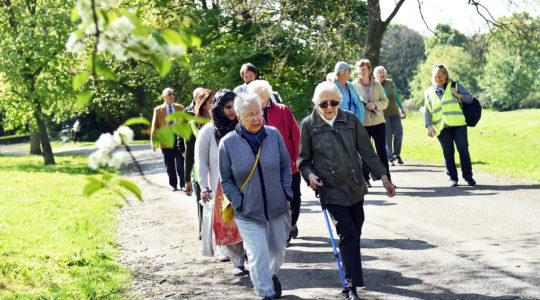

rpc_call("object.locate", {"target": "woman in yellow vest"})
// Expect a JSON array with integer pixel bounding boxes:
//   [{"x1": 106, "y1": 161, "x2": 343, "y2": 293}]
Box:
[{"x1": 424, "y1": 65, "x2": 476, "y2": 187}]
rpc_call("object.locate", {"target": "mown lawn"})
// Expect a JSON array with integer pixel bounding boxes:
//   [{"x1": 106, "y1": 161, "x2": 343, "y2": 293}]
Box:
[
  {"x1": 0, "y1": 154, "x2": 131, "y2": 299},
  {"x1": 401, "y1": 109, "x2": 540, "y2": 182},
  {"x1": 1, "y1": 139, "x2": 149, "y2": 152}
]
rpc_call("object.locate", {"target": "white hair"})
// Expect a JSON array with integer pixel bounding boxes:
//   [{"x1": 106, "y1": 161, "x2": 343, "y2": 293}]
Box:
[
  {"x1": 373, "y1": 66, "x2": 387, "y2": 76},
  {"x1": 247, "y1": 80, "x2": 273, "y2": 102},
  {"x1": 192, "y1": 87, "x2": 203, "y2": 99},
  {"x1": 162, "y1": 87, "x2": 173, "y2": 96},
  {"x1": 234, "y1": 92, "x2": 261, "y2": 117},
  {"x1": 312, "y1": 81, "x2": 342, "y2": 105},
  {"x1": 326, "y1": 72, "x2": 336, "y2": 81}
]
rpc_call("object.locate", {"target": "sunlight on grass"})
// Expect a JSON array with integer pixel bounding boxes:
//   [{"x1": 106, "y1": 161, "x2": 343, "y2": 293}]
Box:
[
  {"x1": 0, "y1": 155, "x2": 130, "y2": 299},
  {"x1": 402, "y1": 109, "x2": 540, "y2": 181},
  {"x1": 1, "y1": 140, "x2": 150, "y2": 152}
]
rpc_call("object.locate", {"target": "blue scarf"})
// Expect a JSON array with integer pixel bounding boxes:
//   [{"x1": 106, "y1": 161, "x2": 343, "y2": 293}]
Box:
[{"x1": 238, "y1": 123, "x2": 267, "y2": 154}]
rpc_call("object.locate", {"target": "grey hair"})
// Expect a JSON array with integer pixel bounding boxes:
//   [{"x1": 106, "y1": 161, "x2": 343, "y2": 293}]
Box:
[
  {"x1": 234, "y1": 92, "x2": 261, "y2": 117},
  {"x1": 162, "y1": 87, "x2": 173, "y2": 96},
  {"x1": 373, "y1": 66, "x2": 386, "y2": 76},
  {"x1": 326, "y1": 72, "x2": 336, "y2": 81},
  {"x1": 312, "y1": 81, "x2": 342, "y2": 105},
  {"x1": 247, "y1": 80, "x2": 273, "y2": 102},
  {"x1": 192, "y1": 87, "x2": 203, "y2": 99}
]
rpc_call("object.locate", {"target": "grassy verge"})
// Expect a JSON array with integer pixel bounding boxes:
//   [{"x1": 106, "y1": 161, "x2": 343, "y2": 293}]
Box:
[
  {"x1": 1, "y1": 140, "x2": 150, "y2": 152},
  {"x1": 401, "y1": 109, "x2": 540, "y2": 182},
  {"x1": 0, "y1": 154, "x2": 131, "y2": 299}
]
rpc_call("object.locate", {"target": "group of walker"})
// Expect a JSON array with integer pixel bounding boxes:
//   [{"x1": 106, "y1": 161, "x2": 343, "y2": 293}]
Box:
[{"x1": 150, "y1": 61, "x2": 476, "y2": 299}]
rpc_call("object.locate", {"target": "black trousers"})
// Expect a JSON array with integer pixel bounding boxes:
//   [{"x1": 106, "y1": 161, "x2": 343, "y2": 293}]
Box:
[
  {"x1": 362, "y1": 123, "x2": 391, "y2": 182},
  {"x1": 326, "y1": 202, "x2": 365, "y2": 287},
  {"x1": 161, "y1": 142, "x2": 185, "y2": 189},
  {"x1": 193, "y1": 181, "x2": 203, "y2": 240},
  {"x1": 290, "y1": 171, "x2": 302, "y2": 226}
]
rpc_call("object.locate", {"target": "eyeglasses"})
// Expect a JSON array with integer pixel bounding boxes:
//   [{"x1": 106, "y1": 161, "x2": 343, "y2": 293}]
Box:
[
  {"x1": 433, "y1": 64, "x2": 445, "y2": 69},
  {"x1": 244, "y1": 112, "x2": 263, "y2": 120},
  {"x1": 167, "y1": 92, "x2": 174, "y2": 96},
  {"x1": 319, "y1": 100, "x2": 340, "y2": 109}
]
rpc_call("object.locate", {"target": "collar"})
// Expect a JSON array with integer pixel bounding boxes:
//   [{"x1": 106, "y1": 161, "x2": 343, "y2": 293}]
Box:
[{"x1": 311, "y1": 108, "x2": 347, "y2": 128}]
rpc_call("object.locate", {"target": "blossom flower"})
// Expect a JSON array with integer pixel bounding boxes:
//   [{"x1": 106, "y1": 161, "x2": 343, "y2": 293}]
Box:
[
  {"x1": 110, "y1": 150, "x2": 130, "y2": 169},
  {"x1": 95, "y1": 133, "x2": 116, "y2": 152},
  {"x1": 113, "y1": 126, "x2": 134, "y2": 144},
  {"x1": 88, "y1": 149, "x2": 110, "y2": 169}
]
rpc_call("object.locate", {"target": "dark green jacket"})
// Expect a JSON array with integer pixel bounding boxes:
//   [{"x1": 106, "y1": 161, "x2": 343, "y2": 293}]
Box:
[{"x1": 298, "y1": 108, "x2": 387, "y2": 206}]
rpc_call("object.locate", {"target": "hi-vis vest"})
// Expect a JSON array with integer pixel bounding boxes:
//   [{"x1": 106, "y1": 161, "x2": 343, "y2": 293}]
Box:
[
  {"x1": 188, "y1": 120, "x2": 199, "y2": 182},
  {"x1": 426, "y1": 82, "x2": 466, "y2": 135}
]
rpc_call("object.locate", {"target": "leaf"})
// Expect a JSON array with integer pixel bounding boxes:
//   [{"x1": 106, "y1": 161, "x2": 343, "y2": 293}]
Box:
[
  {"x1": 77, "y1": 91, "x2": 93, "y2": 107},
  {"x1": 123, "y1": 117, "x2": 150, "y2": 127},
  {"x1": 156, "y1": 128, "x2": 175, "y2": 148},
  {"x1": 95, "y1": 61, "x2": 117, "y2": 81},
  {"x1": 83, "y1": 177, "x2": 103, "y2": 196},
  {"x1": 71, "y1": 6, "x2": 79, "y2": 22},
  {"x1": 151, "y1": 31, "x2": 167, "y2": 46},
  {"x1": 150, "y1": 55, "x2": 172, "y2": 78},
  {"x1": 193, "y1": 116, "x2": 211, "y2": 125},
  {"x1": 165, "y1": 111, "x2": 194, "y2": 122},
  {"x1": 117, "y1": 178, "x2": 142, "y2": 201},
  {"x1": 72, "y1": 72, "x2": 89, "y2": 92},
  {"x1": 162, "y1": 29, "x2": 183, "y2": 45},
  {"x1": 160, "y1": 59, "x2": 172, "y2": 78},
  {"x1": 171, "y1": 122, "x2": 193, "y2": 140}
]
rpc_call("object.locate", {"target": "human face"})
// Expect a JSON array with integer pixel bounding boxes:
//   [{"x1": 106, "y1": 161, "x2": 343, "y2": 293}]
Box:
[
  {"x1": 224, "y1": 100, "x2": 236, "y2": 120},
  {"x1": 357, "y1": 65, "x2": 370, "y2": 79},
  {"x1": 433, "y1": 71, "x2": 447, "y2": 88},
  {"x1": 238, "y1": 102, "x2": 263, "y2": 133},
  {"x1": 340, "y1": 69, "x2": 351, "y2": 81},
  {"x1": 376, "y1": 70, "x2": 386, "y2": 82},
  {"x1": 316, "y1": 92, "x2": 340, "y2": 120},
  {"x1": 163, "y1": 90, "x2": 174, "y2": 105},
  {"x1": 242, "y1": 70, "x2": 256, "y2": 85},
  {"x1": 202, "y1": 97, "x2": 212, "y2": 118}
]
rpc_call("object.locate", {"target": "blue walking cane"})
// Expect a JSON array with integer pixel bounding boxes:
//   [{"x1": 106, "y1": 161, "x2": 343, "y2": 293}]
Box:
[{"x1": 317, "y1": 185, "x2": 347, "y2": 290}]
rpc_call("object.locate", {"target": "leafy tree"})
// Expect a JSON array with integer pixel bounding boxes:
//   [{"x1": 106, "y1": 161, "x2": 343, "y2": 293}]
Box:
[
  {"x1": 408, "y1": 45, "x2": 477, "y2": 106},
  {"x1": 0, "y1": 0, "x2": 81, "y2": 165},
  {"x1": 380, "y1": 24, "x2": 425, "y2": 99},
  {"x1": 481, "y1": 13, "x2": 539, "y2": 110},
  {"x1": 425, "y1": 24, "x2": 468, "y2": 55}
]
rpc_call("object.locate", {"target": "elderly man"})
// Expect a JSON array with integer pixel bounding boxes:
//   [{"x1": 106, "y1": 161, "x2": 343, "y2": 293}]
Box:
[{"x1": 151, "y1": 87, "x2": 185, "y2": 191}]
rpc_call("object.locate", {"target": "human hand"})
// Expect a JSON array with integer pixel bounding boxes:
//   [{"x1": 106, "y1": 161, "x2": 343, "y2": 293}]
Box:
[
  {"x1": 400, "y1": 109, "x2": 406, "y2": 118},
  {"x1": 200, "y1": 187, "x2": 212, "y2": 203},
  {"x1": 185, "y1": 182, "x2": 193, "y2": 196},
  {"x1": 152, "y1": 145, "x2": 157, "y2": 152},
  {"x1": 308, "y1": 173, "x2": 323, "y2": 190},
  {"x1": 381, "y1": 175, "x2": 396, "y2": 197},
  {"x1": 451, "y1": 87, "x2": 461, "y2": 100},
  {"x1": 365, "y1": 103, "x2": 376, "y2": 111},
  {"x1": 427, "y1": 125, "x2": 436, "y2": 137}
]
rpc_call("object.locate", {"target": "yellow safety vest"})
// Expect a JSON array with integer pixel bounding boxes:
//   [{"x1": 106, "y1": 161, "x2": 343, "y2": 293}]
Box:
[
  {"x1": 188, "y1": 120, "x2": 199, "y2": 182},
  {"x1": 426, "y1": 83, "x2": 466, "y2": 135}
]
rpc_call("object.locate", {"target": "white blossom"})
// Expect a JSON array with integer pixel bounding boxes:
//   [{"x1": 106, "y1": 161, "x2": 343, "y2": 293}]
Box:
[
  {"x1": 95, "y1": 133, "x2": 117, "y2": 152},
  {"x1": 88, "y1": 149, "x2": 110, "y2": 169},
  {"x1": 110, "y1": 150, "x2": 130, "y2": 169},
  {"x1": 113, "y1": 126, "x2": 134, "y2": 144},
  {"x1": 66, "y1": 33, "x2": 85, "y2": 53}
]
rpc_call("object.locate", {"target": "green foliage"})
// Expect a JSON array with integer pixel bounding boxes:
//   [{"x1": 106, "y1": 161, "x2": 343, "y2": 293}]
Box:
[
  {"x1": 425, "y1": 24, "x2": 468, "y2": 55},
  {"x1": 401, "y1": 109, "x2": 540, "y2": 181},
  {"x1": 480, "y1": 13, "x2": 539, "y2": 111},
  {"x1": 0, "y1": 154, "x2": 130, "y2": 298},
  {"x1": 408, "y1": 45, "x2": 477, "y2": 106}
]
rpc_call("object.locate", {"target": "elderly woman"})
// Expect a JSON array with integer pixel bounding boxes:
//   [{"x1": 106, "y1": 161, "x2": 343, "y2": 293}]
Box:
[
  {"x1": 374, "y1": 66, "x2": 406, "y2": 166},
  {"x1": 247, "y1": 80, "x2": 301, "y2": 247},
  {"x1": 298, "y1": 81, "x2": 396, "y2": 300},
  {"x1": 425, "y1": 65, "x2": 476, "y2": 186},
  {"x1": 219, "y1": 92, "x2": 292, "y2": 300},
  {"x1": 334, "y1": 61, "x2": 365, "y2": 123},
  {"x1": 353, "y1": 59, "x2": 391, "y2": 187},
  {"x1": 196, "y1": 89, "x2": 246, "y2": 276}
]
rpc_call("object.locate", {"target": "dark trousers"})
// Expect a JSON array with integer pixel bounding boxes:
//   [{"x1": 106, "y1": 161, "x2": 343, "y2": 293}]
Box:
[
  {"x1": 437, "y1": 125, "x2": 473, "y2": 181},
  {"x1": 362, "y1": 123, "x2": 391, "y2": 181},
  {"x1": 290, "y1": 172, "x2": 302, "y2": 226},
  {"x1": 193, "y1": 181, "x2": 203, "y2": 239},
  {"x1": 161, "y1": 144, "x2": 185, "y2": 189},
  {"x1": 73, "y1": 132, "x2": 81, "y2": 143},
  {"x1": 326, "y1": 202, "x2": 365, "y2": 287}
]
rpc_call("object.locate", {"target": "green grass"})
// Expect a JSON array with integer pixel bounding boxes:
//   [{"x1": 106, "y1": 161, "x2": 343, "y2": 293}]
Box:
[
  {"x1": 1, "y1": 140, "x2": 150, "y2": 152},
  {"x1": 401, "y1": 109, "x2": 540, "y2": 182},
  {"x1": 0, "y1": 154, "x2": 131, "y2": 299}
]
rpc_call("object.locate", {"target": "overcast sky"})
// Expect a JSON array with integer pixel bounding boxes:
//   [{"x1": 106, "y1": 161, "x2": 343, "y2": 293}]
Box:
[{"x1": 379, "y1": 0, "x2": 539, "y2": 36}]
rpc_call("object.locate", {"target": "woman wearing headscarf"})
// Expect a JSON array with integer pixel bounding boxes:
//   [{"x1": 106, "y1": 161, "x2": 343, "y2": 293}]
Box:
[
  {"x1": 425, "y1": 64, "x2": 476, "y2": 186},
  {"x1": 196, "y1": 89, "x2": 247, "y2": 276},
  {"x1": 219, "y1": 92, "x2": 292, "y2": 300},
  {"x1": 353, "y1": 59, "x2": 391, "y2": 187},
  {"x1": 298, "y1": 81, "x2": 396, "y2": 300},
  {"x1": 247, "y1": 80, "x2": 301, "y2": 247}
]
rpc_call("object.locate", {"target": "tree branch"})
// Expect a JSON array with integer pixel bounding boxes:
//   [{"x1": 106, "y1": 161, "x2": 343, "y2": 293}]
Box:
[{"x1": 383, "y1": 0, "x2": 406, "y2": 26}]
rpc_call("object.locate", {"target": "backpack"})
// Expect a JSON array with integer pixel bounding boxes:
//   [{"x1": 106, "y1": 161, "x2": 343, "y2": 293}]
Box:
[{"x1": 452, "y1": 81, "x2": 481, "y2": 127}]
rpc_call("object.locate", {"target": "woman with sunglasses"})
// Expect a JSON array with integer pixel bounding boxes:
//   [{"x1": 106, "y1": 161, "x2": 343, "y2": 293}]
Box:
[{"x1": 298, "y1": 81, "x2": 396, "y2": 300}]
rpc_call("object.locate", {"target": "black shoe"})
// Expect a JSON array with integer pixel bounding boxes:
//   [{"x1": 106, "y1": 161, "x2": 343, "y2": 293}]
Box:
[
  {"x1": 365, "y1": 181, "x2": 372, "y2": 188},
  {"x1": 290, "y1": 224, "x2": 298, "y2": 239},
  {"x1": 396, "y1": 155, "x2": 404, "y2": 164},
  {"x1": 262, "y1": 297, "x2": 273, "y2": 300},
  {"x1": 272, "y1": 276, "x2": 282, "y2": 299},
  {"x1": 285, "y1": 239, "x2": 291, "y2": 247},
  {"x1": 389, "y1": 160, "x2": 395, "y2": 166},
  {"x1": 345, "y1": 287, "x2": 360, "y2": 300},
  {"x1": 466, "y1": 178, "x2": 476, "y2": 186}
]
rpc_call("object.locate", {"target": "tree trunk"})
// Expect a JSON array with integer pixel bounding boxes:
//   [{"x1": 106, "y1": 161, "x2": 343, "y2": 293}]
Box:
[
  {"x1": 28, "y1": 74, "x2": 55, "y2": 165},
  {"x1": 29, "y1": 122, "x2": 42, "y2": 154}
]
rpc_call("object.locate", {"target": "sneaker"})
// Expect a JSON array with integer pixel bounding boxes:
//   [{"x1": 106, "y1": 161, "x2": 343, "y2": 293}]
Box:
[
  {"x1": 232, "y1": 266, "x2": 247, "y2": 276},
  {"x1": 389, "y1": 160, "x2": 395, "y2": 166},
  {"x1": 466, "y1": 178, "x2": 476, "y2": 186},
  {"x1": 449, "y1": 180, "x2": 458, "y2": 187},
  {"x1": 170, "y1": 185, "x2": 178, "y2": 191},
  {"x1": 396, "y1": 155, "x2": 404, "y2": 164},
  {"x1": 218, "y1": 247, "x2": 230, "y2": 262},
  {"x1": 272, "y1": 276, "x2": 282, "y2": 299},
  {"x1": 290, "y1": 224, "x2": 298, "y2": 239},
  {"x1": 365, "y1": 181, "x2": 372, "y2": 188}
]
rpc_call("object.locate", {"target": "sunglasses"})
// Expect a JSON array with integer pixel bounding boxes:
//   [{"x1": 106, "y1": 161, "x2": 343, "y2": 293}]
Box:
[
  {"x1": 319, "y1": 100, "x2": 340, "y2": 109},
  {"x1": 167, "y1": 92, "x2": 174, "y2": 96},
  {"x1": 433, "y1": 64, "x2": 445, "y2": 69}
]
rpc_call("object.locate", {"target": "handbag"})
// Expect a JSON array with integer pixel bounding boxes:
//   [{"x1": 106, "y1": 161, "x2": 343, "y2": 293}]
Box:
[
  {"x1": 221, "y1": 145, "x2": 261, "y2": 222},
  {"x1": 452, "y1": 81, "x2": 482, "y2": 127}
]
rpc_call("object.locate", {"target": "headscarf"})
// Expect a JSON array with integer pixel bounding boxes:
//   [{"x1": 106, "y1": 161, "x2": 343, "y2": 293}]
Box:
[
  {"x1": 210, "y1": 89, "x2": 238, "y2": 143},
  {"x1": 194, "y1": 89, "x2": 215, "y2": 118}
]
